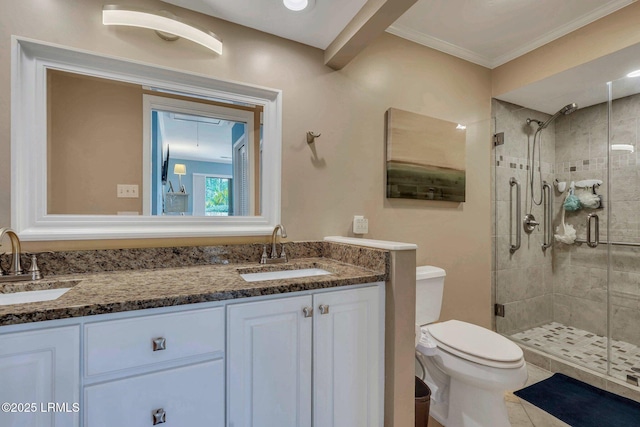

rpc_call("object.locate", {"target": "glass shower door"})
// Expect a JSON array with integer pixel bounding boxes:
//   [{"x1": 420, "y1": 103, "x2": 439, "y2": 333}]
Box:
[{"x1": 607, "y1": 76, "x2": 640, "y2": 385}]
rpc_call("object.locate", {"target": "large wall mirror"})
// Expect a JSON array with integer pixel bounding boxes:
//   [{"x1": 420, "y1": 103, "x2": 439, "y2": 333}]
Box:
[{"x1": 12, "y1": 37, "x2": 282, "y2": 240}]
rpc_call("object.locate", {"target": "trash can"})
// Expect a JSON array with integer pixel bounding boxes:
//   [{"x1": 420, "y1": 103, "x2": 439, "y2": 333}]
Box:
[{"x1": 415, "y1": 376, "x2": 431, "y2": 427}]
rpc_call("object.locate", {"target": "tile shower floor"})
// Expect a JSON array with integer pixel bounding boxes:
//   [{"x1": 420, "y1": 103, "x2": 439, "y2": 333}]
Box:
[{"x1": 512, "y1": 322, "x2": 640, "y2": 382}]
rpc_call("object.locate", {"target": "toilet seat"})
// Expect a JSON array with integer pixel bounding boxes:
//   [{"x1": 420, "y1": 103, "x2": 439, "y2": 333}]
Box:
[{"x1": 424, "y1": 320, "x2": 524, "y2": 369}]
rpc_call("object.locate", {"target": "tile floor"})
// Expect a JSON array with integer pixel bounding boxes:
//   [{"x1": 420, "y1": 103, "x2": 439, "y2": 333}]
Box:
[{"x1": 511, "y1": 322, "x2": 640, "y2": 383}]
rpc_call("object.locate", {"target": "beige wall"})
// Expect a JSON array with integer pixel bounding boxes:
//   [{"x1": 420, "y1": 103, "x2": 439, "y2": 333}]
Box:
[
  {"x1": 1, "y1": 0, "x2": 492, "y2": 328},
  {"x1": 48, "y1": 71, "x2": 143, "y2": 215}
]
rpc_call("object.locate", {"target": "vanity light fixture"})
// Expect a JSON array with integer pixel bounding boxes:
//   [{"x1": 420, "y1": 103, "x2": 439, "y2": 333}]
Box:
[
  {"x1": 627, "y1": 69, "x2": 640, "y2": 78},
  {"x1": 456, "y1": 124, "x2": 466, "y2": 130},
  {"x1": 283, "y1": 0, "x2": 315, "y2": 11},
  {"x1": 102, "y1": 5, "x2": 222, "y2": 55}
]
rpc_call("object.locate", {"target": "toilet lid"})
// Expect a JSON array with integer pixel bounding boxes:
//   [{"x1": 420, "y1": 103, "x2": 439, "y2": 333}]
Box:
[{"x1": 426, "y1": 320, "x2": 523, "y2": 366}]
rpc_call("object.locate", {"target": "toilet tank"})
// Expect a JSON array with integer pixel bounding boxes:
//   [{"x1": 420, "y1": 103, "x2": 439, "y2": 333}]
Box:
[{"x1": 416, "y1": 266, "x2": 446, "y2": 326}]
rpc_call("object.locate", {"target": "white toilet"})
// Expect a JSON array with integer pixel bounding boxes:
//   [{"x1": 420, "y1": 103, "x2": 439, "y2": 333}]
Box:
[{"x1": 415, "y1": 266, "x2": 527, "y2": 427}]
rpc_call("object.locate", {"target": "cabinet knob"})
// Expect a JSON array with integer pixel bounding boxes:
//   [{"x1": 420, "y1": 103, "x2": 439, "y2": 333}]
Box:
[
  {"x1": 302, "y1": 306, "x2": 313, "y2": 318},
  {"x1": 152, "y1": 408, "x2": 166, "y2": 424},
  {"x1": 319, "y1": 304, "x2": 330, "y2": 315},
  {"x1": 152, "y1": 337, "x2": 167, "y2": 351}
]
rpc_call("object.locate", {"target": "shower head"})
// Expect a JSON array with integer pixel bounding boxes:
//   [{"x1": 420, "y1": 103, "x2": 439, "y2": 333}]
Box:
[
  {"x1": 560, "y1": 103, "x2": 578, "y2": 115},
  {"x1": 539, "y1": 103, "x2": 578, "y2": 129}
]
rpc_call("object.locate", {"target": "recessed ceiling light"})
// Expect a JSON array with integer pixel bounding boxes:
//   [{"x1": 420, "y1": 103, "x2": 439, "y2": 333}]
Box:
[
  {"x1": 627, "y1": 69, "x2": 640, "y2": 78},
  {"x1": 283, "y1": 0, "x2": 314, "y2": 11}
]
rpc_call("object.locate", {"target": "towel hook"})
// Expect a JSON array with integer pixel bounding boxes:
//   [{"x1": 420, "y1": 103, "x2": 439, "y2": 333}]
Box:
[{"x1": 306, "y1": 131, "x2": 321, "y2": 144}]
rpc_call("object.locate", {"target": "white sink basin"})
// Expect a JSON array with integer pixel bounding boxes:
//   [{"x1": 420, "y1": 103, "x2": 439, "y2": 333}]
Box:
[
  {"x1": 0, "y1": 288, "x2": 71, "y2": 306},
  {"x1": 240, "y1": 268, "x2": 332, "y2": 282}
]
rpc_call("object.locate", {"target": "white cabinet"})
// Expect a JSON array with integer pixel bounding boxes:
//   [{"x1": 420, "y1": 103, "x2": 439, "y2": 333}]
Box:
[
  {"x1": 83, "y1": 307, "x2": 225, "y2": 427},
  {"x1": 227, "y1": 284, "x2": 384, "y2": 427},
  {"x1": 0, "y1": 282, "x2": 383, "y2": 427},
  {"x1": 84, "y1": 360, "x2": 224, "y2": 427},
  {"x1": 313, "y1": 286, "x2": 384, "y2": 427},
  {"x1": 227, "y1": 295, "x2": 312, "y2": 427},
  {"x1": 0, "y1": 326, "x2": 80, "y2": 427},
  {"x1": 84, "y1": 307, "x2": 224, "y2": 377}
]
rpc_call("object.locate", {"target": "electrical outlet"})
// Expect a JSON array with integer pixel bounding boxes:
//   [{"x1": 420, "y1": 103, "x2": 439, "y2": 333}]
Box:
[
  {"x1": 353, "y1": 215, "x2": 369, "y2": 234},
  {"x1": 117, "y1": 184, "x2": 139, "y2": 198}
]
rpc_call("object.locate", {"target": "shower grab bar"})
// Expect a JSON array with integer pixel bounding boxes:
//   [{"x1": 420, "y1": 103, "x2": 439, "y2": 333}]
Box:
[
  {"x1": 509, "y1": 177, "x2": 521, "y2": 254},
  {"x1": 586, "y1": 213, "x2": 599, "y2": 248},
  {"x1": 541, "y1": 181, "x2": 553, "y2": 250},
  {"x1": 575, "y1": 239, "x2": 640, "y2": 247}
]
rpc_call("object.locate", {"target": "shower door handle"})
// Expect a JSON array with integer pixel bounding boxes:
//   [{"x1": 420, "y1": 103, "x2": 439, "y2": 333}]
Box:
[
  {"x1": 541, "y1": 181, "x2": 553, "y2": 250},
  {"x1": 509, "y1": 177, "x2": 521, "y2": 254},
  {"x1": 586, "y1": 214, "x2": 599, "y2": 248}
]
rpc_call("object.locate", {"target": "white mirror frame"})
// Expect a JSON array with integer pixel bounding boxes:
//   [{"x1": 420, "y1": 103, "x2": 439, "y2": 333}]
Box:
[{"x1": 11, "y1": 37, "x2": 282, "y2": 241}]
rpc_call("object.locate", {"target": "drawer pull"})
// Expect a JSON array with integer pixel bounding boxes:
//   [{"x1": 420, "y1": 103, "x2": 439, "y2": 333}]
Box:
[
  {"x1": 302, "y1": 306, "x2": 313, "y2": 318},
  {"x1": 152, "y1": 408, "x2": 166, "y2": 425},
  {"x1": 319, "y1": 304, "x2": 330, "y2": 315},
  {"x1": 152, "y1": 337, "x2": 167, "y2": 352}
]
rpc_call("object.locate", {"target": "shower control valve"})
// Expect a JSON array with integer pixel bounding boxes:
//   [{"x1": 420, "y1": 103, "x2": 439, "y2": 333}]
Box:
[{"x1": 523, "y1": 214, "x2": 539, "y2": 234}]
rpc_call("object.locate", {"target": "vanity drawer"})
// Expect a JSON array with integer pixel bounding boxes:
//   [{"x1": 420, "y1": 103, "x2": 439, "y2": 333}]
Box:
[
  {"x1": 84, "y1": 359, "x2": 224, "y2": 427},
  {"x1": 85, "y1": 307, "x2": 224, "y2": 377}
]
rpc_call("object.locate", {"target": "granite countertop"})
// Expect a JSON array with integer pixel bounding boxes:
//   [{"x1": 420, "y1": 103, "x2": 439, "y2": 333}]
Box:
[{"x1": 0, "y1": 257, "x2": 386, "y2": 326}]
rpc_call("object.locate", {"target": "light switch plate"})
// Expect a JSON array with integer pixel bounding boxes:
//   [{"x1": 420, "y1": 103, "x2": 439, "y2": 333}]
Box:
[
  {"x1": 353, "y1": 215, "x2": 368, "y2": 234},
  {"x1": 117, "y1": 184, "x2": 139, "y2": 198}
]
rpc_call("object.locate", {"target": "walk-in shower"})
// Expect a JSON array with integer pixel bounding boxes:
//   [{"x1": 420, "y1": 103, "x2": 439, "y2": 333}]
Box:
[{"x1": 493, "y1": 80, "x2": 640, "y2": 399}]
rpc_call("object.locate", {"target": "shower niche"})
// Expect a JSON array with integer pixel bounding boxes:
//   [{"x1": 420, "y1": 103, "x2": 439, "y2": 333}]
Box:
[{"x1": 492, "y1": 67, "x2": 640, "y2": 399}]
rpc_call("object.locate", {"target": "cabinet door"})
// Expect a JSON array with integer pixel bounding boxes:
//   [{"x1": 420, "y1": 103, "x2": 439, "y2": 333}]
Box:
[
  {"x1": 227, "y1": 295, "x2": 312, "y2": 427},
  {"x1": 313, "y1": 285, "x2": 384, "y2": 427},
  {"x1": 0, "y1": 326, "x2": 80, "y2": 427},
  {"x1": 85, "y1": 360, "x2": 224, "y2": 427}
]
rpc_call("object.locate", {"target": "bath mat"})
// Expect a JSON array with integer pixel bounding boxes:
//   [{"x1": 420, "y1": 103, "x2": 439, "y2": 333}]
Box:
[{"x1": 514, "y1": 373, "x2": 640, "y2": 427}]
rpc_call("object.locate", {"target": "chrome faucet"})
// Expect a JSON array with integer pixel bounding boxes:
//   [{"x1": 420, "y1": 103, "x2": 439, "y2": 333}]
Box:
[
  {"x1": 0, "y1": 227, "x2": 23, "y2": 276},
  {"x1": 260, "y1": 224, "x2": 288, "y2": 264}
]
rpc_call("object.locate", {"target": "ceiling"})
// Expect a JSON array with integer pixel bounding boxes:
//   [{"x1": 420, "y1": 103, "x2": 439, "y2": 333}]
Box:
[
  {"x1": 158, "y1": 112, "x2": 234, "y2": 164},
  {"x1": 159, "y1": 0, "x2": 640, "y2": 114},
  {"x1": 161, "y1": 0, "x2": 368, "y2": 49},
  {"x1": 388, "y1": 0, "x2": 636, "y2": 69},
  {"x1": 162, "y1": 0, "x2": 636, "y2": 68}
]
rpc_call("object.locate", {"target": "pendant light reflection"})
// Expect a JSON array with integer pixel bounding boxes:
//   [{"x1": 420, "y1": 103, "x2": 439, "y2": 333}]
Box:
[{"x1": 102, "y1": 5, "x2": 222, "y2": 55}]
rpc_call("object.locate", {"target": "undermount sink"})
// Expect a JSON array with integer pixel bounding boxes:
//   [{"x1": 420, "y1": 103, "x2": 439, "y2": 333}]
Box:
[
  {"x1": 0, "y1": 280, "x2": 80, "y2": 306},
  {"x1": 239, "y1": 266, "x2": 332, "y2": 282}
]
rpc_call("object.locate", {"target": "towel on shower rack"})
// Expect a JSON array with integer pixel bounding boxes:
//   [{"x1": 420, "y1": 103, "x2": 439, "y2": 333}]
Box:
[
  {"x1": 563, "y1": 182, "x2": 582, "y2": 211},
  {"x1": 577, "y1": 188, "x2": 600, "y2": 209},
  {"x1": 555, "y1": 207, "x2": 576, "y2": 244}
]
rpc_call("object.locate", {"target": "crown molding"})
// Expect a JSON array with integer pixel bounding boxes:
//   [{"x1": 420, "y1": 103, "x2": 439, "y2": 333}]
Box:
[
  {"x1": 385, "y1": 25, "x2": 492, "y2": 68},
  {"x1": 387, "y1": 0, "x2": 636, "y2": 69}
]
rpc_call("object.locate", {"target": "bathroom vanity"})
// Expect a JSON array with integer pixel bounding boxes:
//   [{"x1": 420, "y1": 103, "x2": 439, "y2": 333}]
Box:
[{"x1": 0, "y1": 242, "x2": 387, "y2": 427}]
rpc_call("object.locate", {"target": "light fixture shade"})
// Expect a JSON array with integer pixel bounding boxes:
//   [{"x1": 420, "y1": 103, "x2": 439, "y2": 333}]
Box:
[
  {"x1": 174, "y1": 164, "x2": 187, "y2": 175},
  {"x1": 102, "y1": 5, "x2": 222, "y2": 55}
]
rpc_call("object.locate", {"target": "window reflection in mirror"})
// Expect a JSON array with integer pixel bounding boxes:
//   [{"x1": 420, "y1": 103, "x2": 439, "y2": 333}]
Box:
[{"x1": 47, "y1": 69, "x2": 262, "y2": 217}]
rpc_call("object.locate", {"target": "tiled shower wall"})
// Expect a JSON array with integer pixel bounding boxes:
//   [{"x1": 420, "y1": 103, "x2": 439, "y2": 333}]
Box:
[
  {"x1": 492, "y1": 99, "x2": 555, "y2": 335},
  {"x1": 493, "y1": 94, "x2": 640, "y2": 348},
  {"x1": 554, "y1": 94, "x2": 640, "y2": 346}
]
